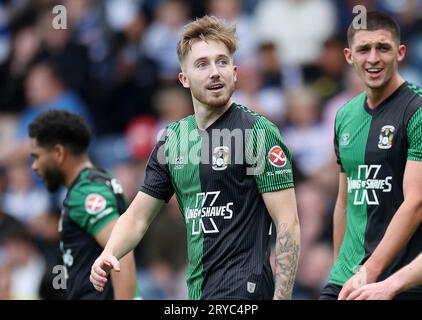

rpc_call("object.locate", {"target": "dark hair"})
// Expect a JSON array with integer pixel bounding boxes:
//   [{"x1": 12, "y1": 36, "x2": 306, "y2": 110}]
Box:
[
  {"x1": 347, "y1": 11, "x2": 401, "y2": 46},
  {"x1": 28, "y1": 109, "x2": 91, "y2": 155}
]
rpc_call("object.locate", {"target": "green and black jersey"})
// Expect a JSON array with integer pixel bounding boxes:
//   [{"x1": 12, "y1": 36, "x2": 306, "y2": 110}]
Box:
[
  {"x1": 140, "y1": 103, "x2": 294, "y2": 300},
  {"x1": 61, "y1": 167, "x2": 127, "y2": 299},
  {"x1": 330, "y1": 82, "x2": 422, "y2": 292}
]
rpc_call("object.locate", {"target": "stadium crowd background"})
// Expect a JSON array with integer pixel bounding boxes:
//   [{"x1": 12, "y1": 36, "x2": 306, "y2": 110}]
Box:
[{"x1": 0, "y1": 0, "x2": 421, "y2": 300}]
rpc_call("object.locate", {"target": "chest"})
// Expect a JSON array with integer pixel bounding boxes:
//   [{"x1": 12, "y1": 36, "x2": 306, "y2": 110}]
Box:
[{"x1": 338, "y1": 107, "x2": 407, "y2": 172}]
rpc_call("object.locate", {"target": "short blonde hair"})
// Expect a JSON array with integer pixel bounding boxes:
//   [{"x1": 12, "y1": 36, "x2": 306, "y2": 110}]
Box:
[{"x1": 177, "y1": 15, "x2": 237, "y2": 63}]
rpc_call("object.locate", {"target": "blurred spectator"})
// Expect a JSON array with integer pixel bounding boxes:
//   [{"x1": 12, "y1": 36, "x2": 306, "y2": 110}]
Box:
[
  {"x1": 137, "y1": 197, "x2": 188, "y2": 299},
  {"x1": 1, "y1": 160, "x2": 50, "y2": 225},
  {"x1": 283, "y1": 86, "x2": 331, "y2": 178},
  {"x1": 233, "y1": 56, "x2": 285, "y2": 124},
  {"x1": 102, "y1": 9, "x2": 159, "y2": 134},
  {"x1": 0, "y1": 115, "x2": 18, "y2": 165},
  {"x1": 64, "y1": 0, "x2": 109, "y2": 65},
  {"x1": 17, "y1": 60, "x2": 94, "y2": 139},
  {"x1": 36, "y1": 8, "x2": 91, "y2": 99},
  {"x1": 322, "y1": 67, "x2": 364, "y2": 148},
  {"x1": 293, "y1": 181, "x2": 333, "y2": 299},
  {"x1": 0, "y1": 23, "x2": 41, "y2": 113},
  {"x1": 257, "y1": 42, "x2": 283, "y2": 88},
  {"x1": 0, "y1": 213, "x2": 46, "y2": 299},
  {"x1": 153, "y1": 85, "x2": 193, "y2": 130},
  {"x1": 303, "y1": 36, "x2": 348, "y2": 101},
  {"x1": 254, "y1": 0, "x2": 337, "y2": 66},
  {"x1": 0, "y1": 265, "x2": 12, "y2": 300},
  {"x1": 207, "y1": 0, "x2": 257, "y2": 63},
  {"x1": 142, "y1": 0, "x2": 189, "y2": 81}
]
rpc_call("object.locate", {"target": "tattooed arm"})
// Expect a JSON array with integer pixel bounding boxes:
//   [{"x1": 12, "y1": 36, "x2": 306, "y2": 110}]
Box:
[{"x1": 262, "y1": 188, "x2": 300, "y2": 300}]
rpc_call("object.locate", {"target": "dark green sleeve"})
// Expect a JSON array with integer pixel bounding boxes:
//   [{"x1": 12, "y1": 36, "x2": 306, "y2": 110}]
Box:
[
  {"x1": 246, "y1": 116, "x2": 294, "y2": 193},
  {"x1": 67, "y1": 181, "x2": 120, "y2": 237},
  {"x1": 407, "y1": 106, "x2": 422, "y2": 162},
  {"x1": 334, "y1": 111, "x2": 345, "y2": 172}
]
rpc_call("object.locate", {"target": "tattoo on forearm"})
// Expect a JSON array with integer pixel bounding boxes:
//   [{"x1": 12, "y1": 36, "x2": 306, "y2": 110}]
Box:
[{"x1": 273, "y1": 222, "x2": 300, "y2": 300}]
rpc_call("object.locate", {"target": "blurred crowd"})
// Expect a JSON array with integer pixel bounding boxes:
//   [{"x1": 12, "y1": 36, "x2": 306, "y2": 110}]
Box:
[{"x1": 0, "y1": 0, "x2": 421, "y2": 300}]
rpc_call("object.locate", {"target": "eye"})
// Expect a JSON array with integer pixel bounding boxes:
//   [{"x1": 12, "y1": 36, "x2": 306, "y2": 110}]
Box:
[{"x1": 196, "y1": 62, "x2": 207, "y2": 69}]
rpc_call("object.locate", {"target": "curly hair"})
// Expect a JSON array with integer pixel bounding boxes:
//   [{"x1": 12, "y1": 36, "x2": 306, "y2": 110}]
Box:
[{"x1": 28, "y1": 109, "x2": 91, "y2": 155}]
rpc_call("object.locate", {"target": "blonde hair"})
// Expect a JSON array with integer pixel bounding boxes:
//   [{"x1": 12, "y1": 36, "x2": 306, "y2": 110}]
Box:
[{"x1": 177, "y1": 15, "x2": 237, "y2": 63}]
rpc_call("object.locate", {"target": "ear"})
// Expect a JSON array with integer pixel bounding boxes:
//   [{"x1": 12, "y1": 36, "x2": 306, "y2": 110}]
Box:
[
  {"x1": 178, "y1": 71, "x2": 190, "y2": 88},
  {"x1": 344, "y1": 48, "x2": 353, "y2": 65},
  {"x1": 397, "y1": 44, "x2": 406, "y2": 62},
  {"x1": 53, "y1": 144, "x2": 66, "y2": 163},
  {"x1": 233, "y1": 65, "x2": 238, "y2": 83}
]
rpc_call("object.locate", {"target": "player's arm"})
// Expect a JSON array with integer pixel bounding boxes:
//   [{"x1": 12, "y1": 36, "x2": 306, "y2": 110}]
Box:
[
  {"x1": 90, "y1": 192, "x2": 164, "y2": 292},
  {"x1": 95, "y1": 221, "x2": 136, "y2": 299},
  {"x1": 333, "y1": 172, "x2": 348, "y2": 261},
  {"x1": 348, "y1": 252, "x2": 422, "y2": 300},
  {"x1": 339, "y1": 160, "x2": 422, "y2": 299},
  {"x1": 263, "y1": 188, "x2": 300, "y2": 300}
]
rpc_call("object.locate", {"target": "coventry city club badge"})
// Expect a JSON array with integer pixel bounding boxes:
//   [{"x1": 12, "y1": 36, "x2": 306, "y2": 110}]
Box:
[{"x1": 212, "y1": 146, "x2": 229, "y2": 171}]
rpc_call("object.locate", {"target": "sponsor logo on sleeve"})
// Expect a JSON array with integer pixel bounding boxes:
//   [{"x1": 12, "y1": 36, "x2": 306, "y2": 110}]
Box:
[
  {"x1": 85, "y1": 194, "x2": 107, "y2": 215},
  {"x1": 268, "y1": 146, "x2": 287, "y2": 168}
]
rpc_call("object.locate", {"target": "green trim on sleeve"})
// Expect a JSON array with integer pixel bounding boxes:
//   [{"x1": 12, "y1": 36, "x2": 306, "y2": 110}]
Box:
[
  {"x1": 246, "y1": 116, "x2": 294, "y2": 194},
  {"x1": 407, "y1": 106, "x2": 422, "y2": 162}
]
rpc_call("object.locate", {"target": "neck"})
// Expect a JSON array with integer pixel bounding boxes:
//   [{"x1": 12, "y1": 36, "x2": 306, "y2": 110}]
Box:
[
  {"x1": 64, "y1": 156, "x2": 93, "y2": 188},
  {"x1": 193, "y1": 99, "x2": 232, "y2": 130},
  {"x1": 366, "y1": 75, "x2": 405, "y2": 109}
]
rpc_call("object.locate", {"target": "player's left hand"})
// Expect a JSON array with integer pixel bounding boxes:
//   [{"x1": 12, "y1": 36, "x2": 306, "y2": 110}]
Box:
[
  {"x1": 345, "y1": 280, "x2": 395, "y2": 300},
  {"x1": 338, "y1": 267, "x2": 372, "y2": 300}
]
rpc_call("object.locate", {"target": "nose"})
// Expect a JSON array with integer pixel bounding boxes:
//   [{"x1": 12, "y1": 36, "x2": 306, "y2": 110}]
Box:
[
  {"x1": 31, "y1": 161, "x2": 38, "y2": 173},
  {"x1": 209, "y1": 62, "x2": 220, "y2": 80},
  {"x1": 367, "y1": 48, "x2": 380, "y2": 65}
]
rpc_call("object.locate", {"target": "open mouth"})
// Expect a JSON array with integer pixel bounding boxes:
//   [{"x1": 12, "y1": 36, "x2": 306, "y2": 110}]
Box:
[
  {"x1": 365, "y1": 67, "x2": 383, "y2": 76},
  {"x1": 207, "y1": 83, "x2": 224, "y2": 92}
]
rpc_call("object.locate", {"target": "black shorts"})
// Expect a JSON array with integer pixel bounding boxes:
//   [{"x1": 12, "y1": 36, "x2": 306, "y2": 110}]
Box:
[{"x1": 319, "y1": 283, "x2": 341, "y2": 300}]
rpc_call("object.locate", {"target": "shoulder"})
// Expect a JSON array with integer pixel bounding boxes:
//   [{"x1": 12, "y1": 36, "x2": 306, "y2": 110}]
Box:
[
  {"x1": 335, "y1": 92, "x2": 366, "y2": 121},
  {"x1": 234, "y1": 103, "x2": 278, "y2": 131},
  {"x1": 404, "y1": 83, "x2": 422, "y2": 117},
  {"x1": 166, "y1": 115, "x2": 195, "y2": 131},
  {"x1": 67, "y1": 170, "x2": 115, "y2": 208}
]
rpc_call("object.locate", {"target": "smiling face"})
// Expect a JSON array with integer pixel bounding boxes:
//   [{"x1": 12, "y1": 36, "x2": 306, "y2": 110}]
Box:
[
  {"x1": 344, "y1": 29, "x2": 406, "y2": 92},
  {"x1": 178, "y1": 40, "x2": 237, "y2": 109}
]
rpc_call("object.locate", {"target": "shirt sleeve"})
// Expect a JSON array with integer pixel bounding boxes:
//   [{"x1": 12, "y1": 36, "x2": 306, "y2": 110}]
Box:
[
  {"x1": 246, "y1": 116, "x2": 294, "y2": 193},
  {"x1": 407, "y1": 106, "x2": 422, "y2": 161},
  {"x1": 334, "y1": 117, "x2": 345, "y2": 172},
  {"x1": 140, "y1": 131, "x2": 174, "y2": 202},
  {"x1": 68, "y1": 182, "x2": 120, "y2": 237}
]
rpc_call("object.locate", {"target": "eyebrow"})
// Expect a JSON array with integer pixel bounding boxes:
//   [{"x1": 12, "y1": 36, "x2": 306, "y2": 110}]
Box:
[
  {"x1": 193, "y1": 54, "x2": 230, "y2": 65},
  {"x1": 356, "y1": 41, "x2": 393, "y2": 49}
]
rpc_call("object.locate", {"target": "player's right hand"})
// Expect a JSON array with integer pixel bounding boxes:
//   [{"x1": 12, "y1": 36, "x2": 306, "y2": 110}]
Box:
[{"x1": 90, "y1": 254, "x2": 121, "y2": 292}]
